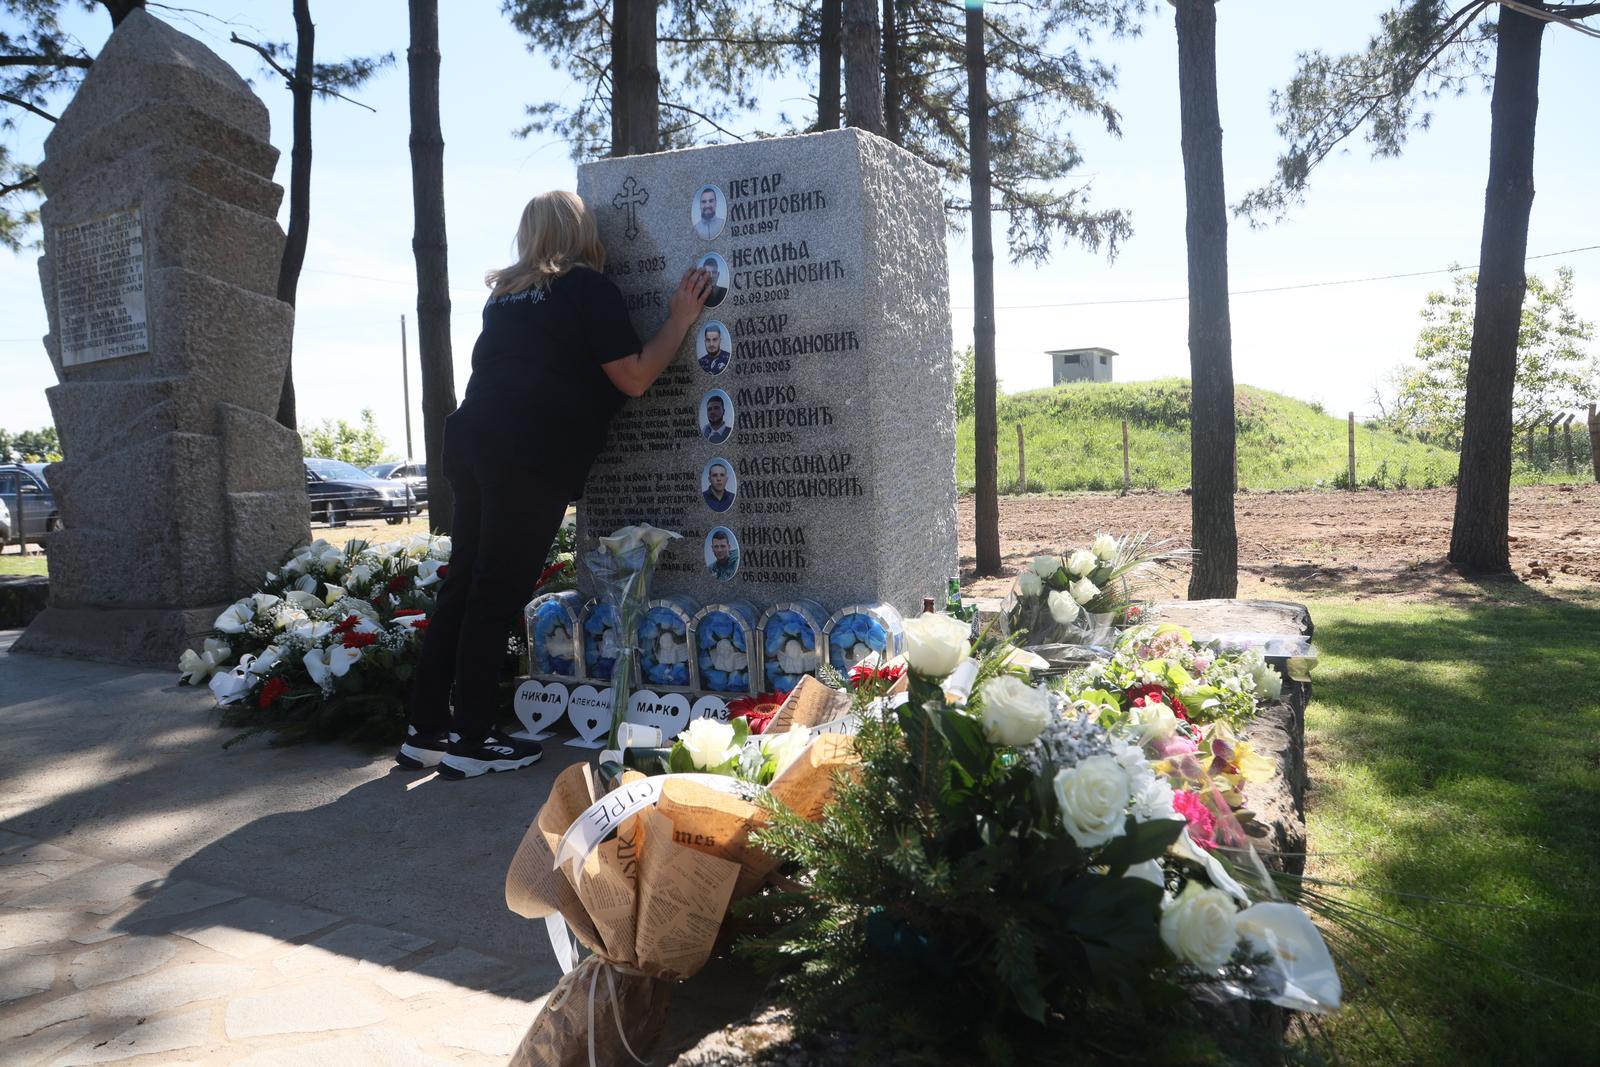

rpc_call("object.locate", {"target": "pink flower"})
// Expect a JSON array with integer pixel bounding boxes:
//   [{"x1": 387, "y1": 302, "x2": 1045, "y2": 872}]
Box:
[
  {"x1": 1152, "y1": 735, "x2": 1198, "y2": 760},
  {"x1": 1172, "y1": 790, "x2": 1217, "y2": 850},
  {"x1": 1192, "y1": 655, "x2": 1213, "y2": 673}
]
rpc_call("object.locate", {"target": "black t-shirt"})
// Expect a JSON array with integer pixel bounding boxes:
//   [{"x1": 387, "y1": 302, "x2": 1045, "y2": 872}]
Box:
[{"x1": 453, "y1": 267, "x2": 641, "y2": 496}]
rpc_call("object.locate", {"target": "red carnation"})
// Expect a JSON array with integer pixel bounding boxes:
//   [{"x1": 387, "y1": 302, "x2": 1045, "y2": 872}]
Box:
[
  {"x1": 393, "y1": 608, "x2": 426, "y2": 617},
  {"x1": 258, "y1": 676, "x2": 288, "y2": 709},
  {"x1": 332, "y1": 614, "x2": 360, "y2": 635},
  {"x1": 1172, "y1": 790, "x2": 1217, "y2": 850},
  {"x1": 342, "y1": 630, "x2": 379, "y2": 649},
  {"x1": 411, "y1": 619, "x2": 429, "y2": 631},
  {"x1": 532, "y1": 561, "x2": 565, "y2": 592},
  {"x1": 387, "y1": 574, "x2": 411, "y2": 593},
  {"x1": 437, "y1": 564, "x2": 449, "y2": 580},
  {"x1": 849, "y1": 663, "x2": 906, "y2": 688}
]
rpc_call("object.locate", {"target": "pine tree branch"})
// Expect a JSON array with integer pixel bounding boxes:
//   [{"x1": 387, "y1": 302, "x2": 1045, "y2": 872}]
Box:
[
  {"x1": 229, "y1": 32, "x2": 295, "y2": 85},
  {"x1": 0, "y1": 54, "x2": 92, "y2": 68},
  {"x1": 659, "y1": 99, "x2": 748, "y2": 141},
  {"x1": 0, "y1": 173, "x2": 41, "y2": 197},
  {"x1": 0, "y1": 92, "x2": 57, "y2": 122}
]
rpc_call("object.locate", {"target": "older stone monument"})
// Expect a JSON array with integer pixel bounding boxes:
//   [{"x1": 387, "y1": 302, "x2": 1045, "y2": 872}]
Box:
[
  {"x1": 14, "y1": 11, "x2": 308, "y2": 666},
  {"x1": 575, "y1": 130, "x2": 957, "y2": 617}
]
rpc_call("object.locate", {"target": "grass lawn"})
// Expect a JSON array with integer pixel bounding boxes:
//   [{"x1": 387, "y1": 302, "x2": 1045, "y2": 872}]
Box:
[
  {"x1": 0, "y1": 553, "x2": 47, "y2": 577},
  {"x1": 1303, "y1": 593, "x2": 1600, "y2": 1064}
]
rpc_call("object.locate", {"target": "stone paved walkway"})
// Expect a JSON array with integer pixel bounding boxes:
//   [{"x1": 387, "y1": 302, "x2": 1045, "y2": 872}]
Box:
[{"x1": 0, "y1": 631, "x2": 583, "y2": 1065}]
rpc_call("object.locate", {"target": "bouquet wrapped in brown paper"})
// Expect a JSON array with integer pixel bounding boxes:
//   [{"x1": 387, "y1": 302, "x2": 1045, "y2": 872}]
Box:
[{"x1": 504, "y1": 731, "x2": 858, "y2": 1067}]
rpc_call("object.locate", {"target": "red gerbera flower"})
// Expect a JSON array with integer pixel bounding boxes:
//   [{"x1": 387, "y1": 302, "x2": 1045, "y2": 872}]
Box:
[
  {"x1": 332, "y1": 614, "x2": 360, "y2": 635},
  {"x1": 726, "y1": 692, "x2": 785, "y2": 734},
  {"x1": 342, "y1": 630, "x2": 379, "y2": 649},
  {"x1": 387, "y1": 574, "x2": 411, "y2": 593},
  {"x1": 258, "y1": 676, "x2": 288, "y2": 709}
]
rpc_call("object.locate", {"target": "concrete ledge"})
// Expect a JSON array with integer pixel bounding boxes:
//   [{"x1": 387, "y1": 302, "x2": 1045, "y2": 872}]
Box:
[
  {"x1": 11, "y1": 603, "x2": 221, "y2": 668},
  {"x1": 0, "y1": 575, "x2": 50, "y2": 629}
]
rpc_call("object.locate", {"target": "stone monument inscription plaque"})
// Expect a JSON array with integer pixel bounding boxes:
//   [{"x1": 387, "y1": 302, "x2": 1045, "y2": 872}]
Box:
[
  {"x1": 575, "y1": 129, "x2": 957, "y2": 618},
  {"x1": 54, "y1": 206, "x2": 149, "y2": 366}
]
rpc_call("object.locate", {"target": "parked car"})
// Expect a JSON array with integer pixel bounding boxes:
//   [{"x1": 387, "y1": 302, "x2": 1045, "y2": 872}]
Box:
[
  {"x1": 304, "y1": 457, "x2": 415, "y2": 526},
  {"x1": 364, "y1": 459, "x2": 429, "y2": 508},
  {"x1": 0, "y1": 463, "x2": 61, "y2": 547}
]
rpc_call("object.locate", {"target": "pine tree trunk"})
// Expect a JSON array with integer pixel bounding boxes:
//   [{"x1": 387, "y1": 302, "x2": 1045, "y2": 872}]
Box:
[
  {"x1": 611, "y1": 0, "x2": 659, "y2": 156},
  {"x1": 882, "y1": 0, "x2": 902, "y2": 144},
  {"x1": 967, "y1": 6, "x2": 999, "y2": 577},
  {"x1": 273, "y1": 0, "x2": 314, "y2": 432},
  {"x1": 408, "y1": 0, "x2": 456, "y2": 534},
  {"x1": 843, "y1": 0, "x2": 883, "y2": 134},
  {"x1": 1449, "y1": 8, "x2": 1545, "y2": 575},
  {"x1": 101, "y1": 0, "x2": 145, "y2": 26},
  {"x1": 815, "y1": 0, "x2": 841, "y2": 130},
  {"x1": 1174, "y1": 0, "x2": 1237, "y2": 599}
]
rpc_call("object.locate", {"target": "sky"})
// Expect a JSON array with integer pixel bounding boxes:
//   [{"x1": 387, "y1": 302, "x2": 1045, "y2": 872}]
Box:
[{"x1": 2, "y1": 1, "x2": 1597, "y2": 456}]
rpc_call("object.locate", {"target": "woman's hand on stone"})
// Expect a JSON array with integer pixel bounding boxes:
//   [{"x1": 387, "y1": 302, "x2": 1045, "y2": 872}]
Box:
[{"x1": 669, "y1": 267, "x2": 713, "y2": 323}]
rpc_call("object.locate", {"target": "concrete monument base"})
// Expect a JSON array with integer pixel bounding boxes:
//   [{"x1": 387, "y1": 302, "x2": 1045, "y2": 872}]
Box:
[{"x1": 13, "y1": 604, "x2": 224, "y2": 668}]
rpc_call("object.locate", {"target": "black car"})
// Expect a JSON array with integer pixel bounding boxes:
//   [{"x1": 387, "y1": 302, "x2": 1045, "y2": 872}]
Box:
[
  {"x1": 0, "y1": 463, "x2": 61, "y2": 547},
  {"x1": 364, "y1": 459, "x2": 429, "y2": 507},
  {"x1": 304, "y1": 458, "x2": 415, "y2": 526}
]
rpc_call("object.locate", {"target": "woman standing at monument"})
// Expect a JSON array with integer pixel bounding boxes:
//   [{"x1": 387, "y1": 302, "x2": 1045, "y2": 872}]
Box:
[{"x1": 398, "y1": 191, "x2": 712, "y2": 779}]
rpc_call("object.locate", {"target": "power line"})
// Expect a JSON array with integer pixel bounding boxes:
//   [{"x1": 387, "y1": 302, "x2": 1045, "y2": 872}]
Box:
[{"x1": 951, "y1": 243, "x2": 1600, "y2": 311}]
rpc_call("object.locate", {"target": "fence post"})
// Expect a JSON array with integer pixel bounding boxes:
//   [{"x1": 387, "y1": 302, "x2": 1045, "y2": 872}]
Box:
[
  {"x1": 1563, "y1": 414, "x2": 1576, "y2": 475},
  {"x1": 1347, "y1": 412, "x2": 1356, "y2": 490},
  {"x1": 1527, "y1": 426, "x2": 1536, "y2": 465},
  {"x1": 1590, "y1": 404, "x2": 1600, "y2": 482},
  {"x1": 1121, "y1": 419, "x2": 1130, "y2": 494},
  {"x1": 1548, "y1": 416, "x2": 1560, "y2": 471},
  {"x1": 1015, "y1": 423, "x2": 1026, "y2": 493}
]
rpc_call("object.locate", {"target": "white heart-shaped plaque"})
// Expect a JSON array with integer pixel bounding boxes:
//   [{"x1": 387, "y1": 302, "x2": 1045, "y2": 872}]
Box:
[
  {"x1": 565, "y1": 684, "x2": 613, "y2": 748},
  {"x1": 626, "y1": 690, "x2": 693, "y2": 740},
  {"x1": 513, "y1": 679, "x2": 569, "y2": 739},
  {"x1": 690, "y1": 695, "x2": 730, "y2": 723}
]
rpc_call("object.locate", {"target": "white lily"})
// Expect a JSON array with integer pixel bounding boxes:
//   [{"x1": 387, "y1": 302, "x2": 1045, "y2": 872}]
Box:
[
  {"x1": 1235, "y1": 903, "x2": 1342, "y2": 1013},
  {"x1": 1171, "y1": 828, "x2": 1250, "y2": 905},
  {"x1": 178, "y1": 637, "x2": 233, "y2": 685},
  {"x1": 205, "y1": 645, "x2": 281, "y2": 705},
  {"x1": 322, "y1": 584, "x2": 347, "y2": 606},
  {"x1": 283, "y1": 589, "x2": 324, "y2": 612},
  {"x1": 274, "y1": 606, "x2": 309, "y2": 632},
  {"x1": 291, "y1": 574, "x2": 319, "y2": 594},
  {"x1": 349, "y1": 564, "x2": 374, "y2": 586},
  {"x1": 599, "y1": 525, "x2": 648, "y2": 557},
  {"x1": 636, "y1": 524, "x2": 681, "y2": 552},
  {"x1": 415, "y1": 559, "x2": 446, "y2": 587},
  {"x1": 288, "y1": 619, "x2": 335, "y2": 643},
  {"x1": 213, "y1": 598, "x2": 255, "y2": 634},
  {"x1": 304, "y1": 645, "x2": 362, "y2": 693},
  {"x1": 1001, "y1": 647, "x2": 1051, "y2": 673}
]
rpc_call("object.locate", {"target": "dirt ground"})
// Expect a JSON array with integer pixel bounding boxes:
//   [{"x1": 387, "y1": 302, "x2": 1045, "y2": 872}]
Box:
[{"x1": 957, "y1": 483, "x2": 1600, "y2": 604}]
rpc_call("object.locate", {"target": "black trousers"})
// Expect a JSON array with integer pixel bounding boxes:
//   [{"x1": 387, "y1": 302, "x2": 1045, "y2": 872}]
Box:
[{"x1": 408, "y1": 422, "x2": 569, "y2": 745}]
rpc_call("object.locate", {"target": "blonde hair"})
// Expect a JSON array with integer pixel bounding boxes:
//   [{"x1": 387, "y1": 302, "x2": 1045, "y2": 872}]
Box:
[{"x1": 484, "y1": 191, "x2": 606, "y2": 297}]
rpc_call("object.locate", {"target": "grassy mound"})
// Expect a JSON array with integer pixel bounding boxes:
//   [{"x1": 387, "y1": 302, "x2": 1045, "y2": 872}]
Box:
[{"x1": 955, "y1": 377, "x2": 1578, "y2": 493}]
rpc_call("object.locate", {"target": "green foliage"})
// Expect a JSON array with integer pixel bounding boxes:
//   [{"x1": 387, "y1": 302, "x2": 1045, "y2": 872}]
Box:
[
  {"x1": 957, "y1": 378, "x2": 1497, "y2": 493},
  {"x1": 501, "y1": 1, "x2": 795, "y2": 160},
  {"x1": 953, "y1": 345, "x2": 975, "y2": 421},
  {"x1": 1238, "y1": 0, "x2": 1495, "y2": 223},
  {"x1": 1379, "y1": 268, "x2": 1597, "y2": 447},
  {"x1": 299, "y1": 409, "x2": 394, "y2": 467},
  {"x1": 742, "y1": 669, "x2": 1268, "y2": 1064},
  {"x1": 0, "y1": 0, "x2": 95, "y2": 248},
  {"x1": 0, "y1": 425, "x2": 61, "y2": 463}
]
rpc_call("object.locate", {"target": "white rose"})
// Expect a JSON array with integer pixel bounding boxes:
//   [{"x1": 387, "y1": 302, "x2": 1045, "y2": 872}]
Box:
[
  {"x1": 1129, "y1": 700, "x2": 1180, "y2": 744},
  {"x1": 1017, "y1": 571, "x2": 1044, "y2": 598},
  {"x1": 1053, "y1": 754, "x2": 1131, "y2": 848},
  {"x1": 978, "y1": 675, "x2": 1051, "y2": 746},
  {"x1": 1130, "y1": 775, "x2": 1178, "y2": 823},
  {"x1": 679, "y1": 718, "x2": 738, "y2": 770},
  {"x1": 1092, "y1": 533, "x2": 1119, "y2": 561},
  {"x1": 274, "y1": 606, "x2": 309, "y2": 632},
  {"x1": 762, "y1": 727, "x2": 812, "y2": 779},
  {"x1": 1161, "y1": 881, "x2": 1240, "y2": 971},
  {"x1": 1030, "y1": 554, "x2": 1061, "y2": 579},
  {"x1": 1047, "y1": 589, "x2": 1079, "y2": 625},
  {"x1": 1069, "y1": 576, "x2": 1100, "y2": 606},
  {"x1": 1066, "y1": 549, "x2": 1097, "y2": 577},
  {"x1": 901, "y1": 612, "x2": 970, "y2": 677}
]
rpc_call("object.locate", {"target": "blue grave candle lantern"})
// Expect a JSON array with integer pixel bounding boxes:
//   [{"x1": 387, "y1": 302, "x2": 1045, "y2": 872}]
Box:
[
  {"x1": 581, "y1": 600, "x2": 632, "y2": 684},
  {"x1": 525, "y1": 590, "x2": 582, "y2": 678},
  {"x1": 757, "y1": 599, "x2": 828, "y2": 693},
  {"x1": 689, "y1": 600, "x2": 760, "y2": 695},
  {"x1": 636, "y1": 595, "x2": 697, "y2": 689},
  {"x1": 824, "y1": 604, "x2": 907, "y2": 674}
]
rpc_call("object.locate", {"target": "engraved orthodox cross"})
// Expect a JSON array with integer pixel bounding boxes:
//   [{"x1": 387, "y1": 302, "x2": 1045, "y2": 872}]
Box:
[{"x1": 612, "y1": 177, "x2": 649, "y2": 241}]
